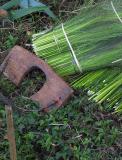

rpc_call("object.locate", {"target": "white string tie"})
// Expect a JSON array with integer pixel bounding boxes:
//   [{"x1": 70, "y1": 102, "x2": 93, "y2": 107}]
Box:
[
  {"x1": 61, "y1": 23, "x2": 82, "y2": 72},
  {"x1": 111, "y1": 1, "x2": 122, "y2": 23}
]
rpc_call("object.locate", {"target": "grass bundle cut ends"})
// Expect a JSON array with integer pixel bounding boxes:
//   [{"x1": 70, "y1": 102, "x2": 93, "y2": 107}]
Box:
[{"x1": 72, "y1": 68, "x2": 122, "y2": 113}]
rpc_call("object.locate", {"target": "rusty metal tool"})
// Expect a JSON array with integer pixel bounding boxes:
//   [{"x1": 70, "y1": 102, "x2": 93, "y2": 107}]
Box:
[{"x1": 1, "y1": 46, "x2": 73, "y2": 111}]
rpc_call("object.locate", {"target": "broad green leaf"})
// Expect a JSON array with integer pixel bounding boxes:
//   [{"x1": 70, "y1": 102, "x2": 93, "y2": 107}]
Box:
[
  {"x1": 0, "y1": 0, "x2": 19, "y2": 10},
  {"x1": 0, "y1": 0, "x2": 56, "y2": 20},
  {"x1": 10, "y1": 6, "x2": 47, "y2": 20},
  {"x1": 20, "y1": 0, "x2": 56, "y2": 19}
]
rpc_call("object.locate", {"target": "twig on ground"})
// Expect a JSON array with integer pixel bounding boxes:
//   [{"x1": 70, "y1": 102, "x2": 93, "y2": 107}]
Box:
[{"x1": 5, "y1": 105, "x2": 17, "y2": 160}]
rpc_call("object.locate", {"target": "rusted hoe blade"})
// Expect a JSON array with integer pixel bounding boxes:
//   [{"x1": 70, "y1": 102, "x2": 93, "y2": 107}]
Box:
[{"x1": 1, "y1": 46, "x2": 73, "y2": 111}]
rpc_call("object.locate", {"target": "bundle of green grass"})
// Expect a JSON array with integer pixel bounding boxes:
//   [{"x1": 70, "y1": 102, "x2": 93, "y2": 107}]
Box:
[{"x1": 32, "y1": 0, "x2": 122, "y2": 113}]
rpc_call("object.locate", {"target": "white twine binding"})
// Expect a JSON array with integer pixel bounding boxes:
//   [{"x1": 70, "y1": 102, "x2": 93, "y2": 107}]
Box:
[
  {"x1": 52, "y1": 30, "x2": 62, "y2": 53},
  {"x1": 111, "y1": 1, "x2": 122, "y2": 23},
  {"x1": 61, "y1": 23, "x2": 82, "y2": 72}
]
